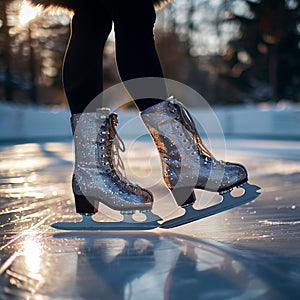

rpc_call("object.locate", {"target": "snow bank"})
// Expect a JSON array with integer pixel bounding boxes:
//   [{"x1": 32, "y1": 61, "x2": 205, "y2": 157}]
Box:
[
  {"x1": 194, "y1": 102, "x2": 300, "y2": 139},
  {"x1": 0, "y1": 101, "x2": 299, "y2": 141},
  {"x1": 0, "y1": 102, "x2": 71, "y2": 141}
]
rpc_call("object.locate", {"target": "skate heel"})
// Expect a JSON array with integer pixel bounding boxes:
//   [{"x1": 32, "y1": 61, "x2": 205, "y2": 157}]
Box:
[
  {"x1": 74, "y1": 194, "x2": 98, "y2": 214},
  {"x1": 171, "y1": 187, "x2": 196, "y2": 206}
]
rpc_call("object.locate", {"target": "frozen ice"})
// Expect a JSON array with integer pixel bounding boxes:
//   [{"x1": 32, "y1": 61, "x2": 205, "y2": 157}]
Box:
[{"x1": 0, "y1": 138, "x2": 300, "y2": 299}]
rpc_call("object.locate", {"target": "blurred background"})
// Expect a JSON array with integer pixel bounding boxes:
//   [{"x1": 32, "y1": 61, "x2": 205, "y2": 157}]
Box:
[
  {"x1": 2, "y1": 0, "x2": 300, "y2": 105},
  {"x1": 0, "y1": 0, "x2": 300, "y2": 139}
]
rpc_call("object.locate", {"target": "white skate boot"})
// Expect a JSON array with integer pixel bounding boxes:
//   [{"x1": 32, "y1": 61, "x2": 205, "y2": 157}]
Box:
[{"x1": 141, "y1": 97, "x2": 260, "y2": 228}]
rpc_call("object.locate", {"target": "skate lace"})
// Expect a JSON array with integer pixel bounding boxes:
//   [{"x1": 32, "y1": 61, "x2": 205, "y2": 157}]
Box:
[
  {"x1": 107, "y1": 113, "x2": 126, "y2": 177},
  {"x1": 106, "y1": 113, "x2": 143, "y2": 191},
  {"x1": 170, "y1": 98, "x2": 214, "y2": 158}
]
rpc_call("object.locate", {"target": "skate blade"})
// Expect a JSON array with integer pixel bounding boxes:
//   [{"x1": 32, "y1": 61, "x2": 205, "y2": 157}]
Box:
[
  {"x1": 160, "y1": 182, "x2": 261, "y2": 229},
  {"x1": 51, "y1": 211, "x2": 161, "y2": 231}
]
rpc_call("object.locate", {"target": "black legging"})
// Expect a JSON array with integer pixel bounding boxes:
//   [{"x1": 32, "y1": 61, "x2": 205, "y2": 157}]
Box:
[{"x1": 63, "y1": 0, "x2": 166, "y2": 114}]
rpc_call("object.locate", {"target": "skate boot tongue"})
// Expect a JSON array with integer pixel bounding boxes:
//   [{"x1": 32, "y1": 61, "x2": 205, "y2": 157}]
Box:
[
  {"x1": 96, "y1": 107, "x2": 110, "y2": 119},
  {"x1": 169, "y1": 97, "x2": 213, "y2": 158}
]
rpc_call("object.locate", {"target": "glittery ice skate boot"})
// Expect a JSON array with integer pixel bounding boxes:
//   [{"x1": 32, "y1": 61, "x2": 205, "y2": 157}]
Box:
[
  {"x1": 141, "y1": 97, "x2": 248, "y2": 206},
  {"x1": 71, "y1": 108, "x2": 153, "y2": 215}
]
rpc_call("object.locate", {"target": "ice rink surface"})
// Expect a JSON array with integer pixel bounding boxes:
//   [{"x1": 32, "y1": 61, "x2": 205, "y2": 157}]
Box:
[{"x1": 0, "y1": 137, "x2": 299, "y2": 299}]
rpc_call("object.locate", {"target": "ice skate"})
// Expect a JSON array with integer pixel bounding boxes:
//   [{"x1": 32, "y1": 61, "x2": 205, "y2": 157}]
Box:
[
  {"x1": 51, "y1": 109, "x2": 161, "y2": 230},
  {"x1": 141, "y1": 97, "x2": 260, "y2": 228}
]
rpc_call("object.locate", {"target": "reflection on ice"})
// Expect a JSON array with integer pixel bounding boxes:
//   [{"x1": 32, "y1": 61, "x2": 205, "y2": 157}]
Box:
[
  {"x1": 22, "y1": 238, "x2": 42, "y2": 275},
  {"x1": 6, "y1": 232, "x2": 298, "y2": 299},
  {"x1": 5, "y1": 189, "x2": 45, "y2": 200},
  {"x1": 194, "y1": 247, "x2": 225, "y2": 272},
  {"x1": 259, "y1": 220, "x2": 300, "y2": 226},
  {"x1": 1, "y1": 140, "x2": 300, "y2": 299}
]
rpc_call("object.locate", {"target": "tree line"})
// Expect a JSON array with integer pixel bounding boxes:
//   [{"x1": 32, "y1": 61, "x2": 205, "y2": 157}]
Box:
[{"x1": 0, "y1": 0, "x2": 299, "y2": 105}]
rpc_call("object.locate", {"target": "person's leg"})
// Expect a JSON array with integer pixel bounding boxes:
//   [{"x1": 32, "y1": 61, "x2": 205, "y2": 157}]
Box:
[
  {"x1": 111, "y1": 2, "x2": 249, "y2": 210},
  {"x1": 63, "y1": 7, "x2": 112, "y2": 114},
  {"x1": 62, "y1": 5, "x2": 158, "y2": 220},
  {"x1": 113, "y1": 0, "x2": 167, "y2": 111}
]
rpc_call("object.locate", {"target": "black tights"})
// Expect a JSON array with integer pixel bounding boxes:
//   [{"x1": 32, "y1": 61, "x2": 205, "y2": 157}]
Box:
[{"x1": 63, "y1": 0, "x2": 166, "y2": 114}]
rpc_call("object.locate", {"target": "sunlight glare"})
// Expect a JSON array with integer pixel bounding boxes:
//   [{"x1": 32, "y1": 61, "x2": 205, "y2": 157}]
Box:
[
  {"x1": 19, "y1": 1, "x2": 41, "y2": 26},
  {"x1": 23, "y1": 238, "x2": 42, "y2": 275}
]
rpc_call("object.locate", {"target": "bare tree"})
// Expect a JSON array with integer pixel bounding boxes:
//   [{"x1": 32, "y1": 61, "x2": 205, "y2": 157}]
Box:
[{"x1": 0, "y1": 0, "x2": 13, "y2": 101}]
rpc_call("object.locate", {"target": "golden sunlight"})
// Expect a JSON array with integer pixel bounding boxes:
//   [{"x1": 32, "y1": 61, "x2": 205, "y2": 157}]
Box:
[
  {"x1": 19, "y1": 1, "x2": 41, "y2": 26},
  {"x1": 23, "y1": 238, "x2": 42, "y2": 274}
]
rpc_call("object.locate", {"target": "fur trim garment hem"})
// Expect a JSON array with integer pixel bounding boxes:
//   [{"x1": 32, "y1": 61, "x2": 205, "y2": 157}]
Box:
[{"x1": 27, "y1": 0, "x2": 172, "y2": 11}]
